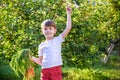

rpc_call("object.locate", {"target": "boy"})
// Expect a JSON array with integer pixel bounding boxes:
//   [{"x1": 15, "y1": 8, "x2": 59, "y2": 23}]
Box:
[{"x1": 31, "y1": 6, "x2": 71, "y2": 80}]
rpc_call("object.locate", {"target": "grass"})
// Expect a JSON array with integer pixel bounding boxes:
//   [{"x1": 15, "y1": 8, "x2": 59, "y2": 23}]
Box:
[
  {"x1": 62, "y1": 68, "x2": 110, "y2": 80},
  {"x1": 62, "y1": 64, "x2": 120, "y2": 80},
  {"x1": 0, "y1": 64, "x2": 21, "y2": 80},
  {"x1": 0, "y1": 53, "x2": 120, "y2": 80}
]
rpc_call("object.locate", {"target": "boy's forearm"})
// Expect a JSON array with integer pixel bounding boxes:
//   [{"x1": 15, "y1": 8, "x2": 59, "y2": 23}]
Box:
[
  {"x1": 31, "y1": 56, "x2": 42, "y2": 65},
  {"x1": 67, "y1": 13, "x2": 71, "y2": 30},
  {"x1": 61, "y1": 6, "x2": 72, "y2": 38}
]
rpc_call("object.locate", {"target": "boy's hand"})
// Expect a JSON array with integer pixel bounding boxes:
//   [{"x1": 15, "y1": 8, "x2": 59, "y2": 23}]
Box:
[
  {"x1": 66, "y1": 6, "x2": 72, "y2": 14},
  {"x1": 29, "y1": 54, "x2": 33, "y2": 62}
]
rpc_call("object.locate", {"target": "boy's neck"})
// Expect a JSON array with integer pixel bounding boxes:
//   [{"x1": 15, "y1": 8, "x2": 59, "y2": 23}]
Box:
[{"x1": 45, "y1": 37, "x2": 54, "y2": 41}]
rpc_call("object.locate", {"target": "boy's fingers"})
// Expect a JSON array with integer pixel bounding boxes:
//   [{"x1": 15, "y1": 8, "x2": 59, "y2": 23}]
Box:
[{"x1": 66, "y1": 6, "x2": 71, "y2": 12}]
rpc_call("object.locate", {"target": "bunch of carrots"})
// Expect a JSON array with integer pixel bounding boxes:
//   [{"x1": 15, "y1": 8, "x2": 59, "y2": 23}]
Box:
[
  {"x1": 10, "y1": 49, "x2": 35, "y2": 80},
  {"x1": 25, "y1": 66, "x2": 35, "y2": 80}
]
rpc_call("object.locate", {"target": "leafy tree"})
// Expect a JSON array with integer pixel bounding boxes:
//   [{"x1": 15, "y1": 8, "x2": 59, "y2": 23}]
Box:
[{"x1": 0, "y1": 0, "x2": 119, "y2": 68}]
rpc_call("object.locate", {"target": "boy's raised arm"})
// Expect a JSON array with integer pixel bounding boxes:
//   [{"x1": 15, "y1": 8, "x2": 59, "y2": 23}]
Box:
[{"x1": 61, "y1": 6, "x2": 72, "y2": 39}]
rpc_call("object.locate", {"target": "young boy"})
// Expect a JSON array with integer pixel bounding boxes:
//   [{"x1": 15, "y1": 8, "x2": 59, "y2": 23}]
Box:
[{"x1": 31, "y1": 6, "x2": 71, "y2": 80}]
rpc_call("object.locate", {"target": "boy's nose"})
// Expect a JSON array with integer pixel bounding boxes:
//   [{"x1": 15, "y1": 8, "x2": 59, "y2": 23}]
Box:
[
  {"x1": 46, "y1": 30, "x2": 50, "y2": 32},
  {"x1": 46, "y1": 30, "x2": 51, "y2": 33}
]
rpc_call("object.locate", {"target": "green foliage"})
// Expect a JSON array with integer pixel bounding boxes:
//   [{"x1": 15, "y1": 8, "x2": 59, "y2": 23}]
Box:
[
  {"x1": 107, "y1": 53, "x2": 120, "y2": 69},
  {"x1": 9, "y1": 49, "x2": 34, "y2": 80},
  {"x1": 0, "y1": 64, "x2": 21, "y2": 80},
  {"x1": 0, "y1": 64, "x2": 40, "y2": 80},
  {"x1": 1, "y1": 53, "x2": 120, "y2": 80},
  {"x1": 109, "y1": 0, "x2": 120, "y2": 11},
  {"x1": 63, "y1": 68, "x2": 110, "y2": 80},
  {"x1": 62, "y1": 0, "x2": 120, "y2": 68},
  {"x1": 0, "y1": 0, "x2": 120, "y2": 68}
]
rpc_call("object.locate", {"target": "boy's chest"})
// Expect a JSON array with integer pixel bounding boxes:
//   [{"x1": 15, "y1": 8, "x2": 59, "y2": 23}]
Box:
[{"x1": 41, "y1": 42, "x2": 60, "y2": 53}]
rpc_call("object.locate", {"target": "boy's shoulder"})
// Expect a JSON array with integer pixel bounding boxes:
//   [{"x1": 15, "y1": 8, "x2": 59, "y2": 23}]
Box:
[{"x1": 38, "y1": 42, "x2": 45, "y2": 47}]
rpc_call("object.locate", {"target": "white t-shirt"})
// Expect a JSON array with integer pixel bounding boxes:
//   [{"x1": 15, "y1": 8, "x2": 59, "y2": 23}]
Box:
[{"x1": 38, "y1": 34, "x2": 64, "y2": 69}]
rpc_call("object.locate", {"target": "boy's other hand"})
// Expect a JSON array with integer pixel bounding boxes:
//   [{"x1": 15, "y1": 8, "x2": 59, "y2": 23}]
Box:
[{"x1": 66, "y1": 6, "x2": 72, "y2": 14}]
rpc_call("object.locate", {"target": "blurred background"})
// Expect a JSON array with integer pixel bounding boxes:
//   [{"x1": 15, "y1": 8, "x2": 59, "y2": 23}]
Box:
[{"x1": 0, "y1": 0, "x2": 120, "y2": 80}]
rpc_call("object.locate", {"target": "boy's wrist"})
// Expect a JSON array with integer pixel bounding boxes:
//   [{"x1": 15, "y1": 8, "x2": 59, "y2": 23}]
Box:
[
  {"x1": 67, "y1": 12, "x2": 71, "y2": 15},
  {"x1": 67, "y1": 13, "x2": 71, "y2": 19}
]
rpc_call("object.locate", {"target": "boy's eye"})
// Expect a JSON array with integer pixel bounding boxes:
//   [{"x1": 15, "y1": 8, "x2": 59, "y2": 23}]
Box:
[
  {"x1": 43, "y1": 27, "x2": 53, "y2": 30},
  {"x1": 49, "y1": 27, "x2": 52, "y2": 30},
  {"x1": 44, "y1": 28, "x2": 47, "y2": 30}
]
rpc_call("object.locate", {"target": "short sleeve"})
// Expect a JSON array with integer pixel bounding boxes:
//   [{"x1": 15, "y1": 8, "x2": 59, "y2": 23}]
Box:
[
  {"x1": 38, "y1": 44, "x2": 43, "y2": 56},
  {"x1": 55, "y1": 34, "x2": 65, "y2": 43}
]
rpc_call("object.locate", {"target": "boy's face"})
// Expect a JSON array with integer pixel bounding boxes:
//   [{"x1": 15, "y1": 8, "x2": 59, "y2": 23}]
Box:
[{"x1": 42, "y1": 26, "x2": 56, "y2": 39}]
